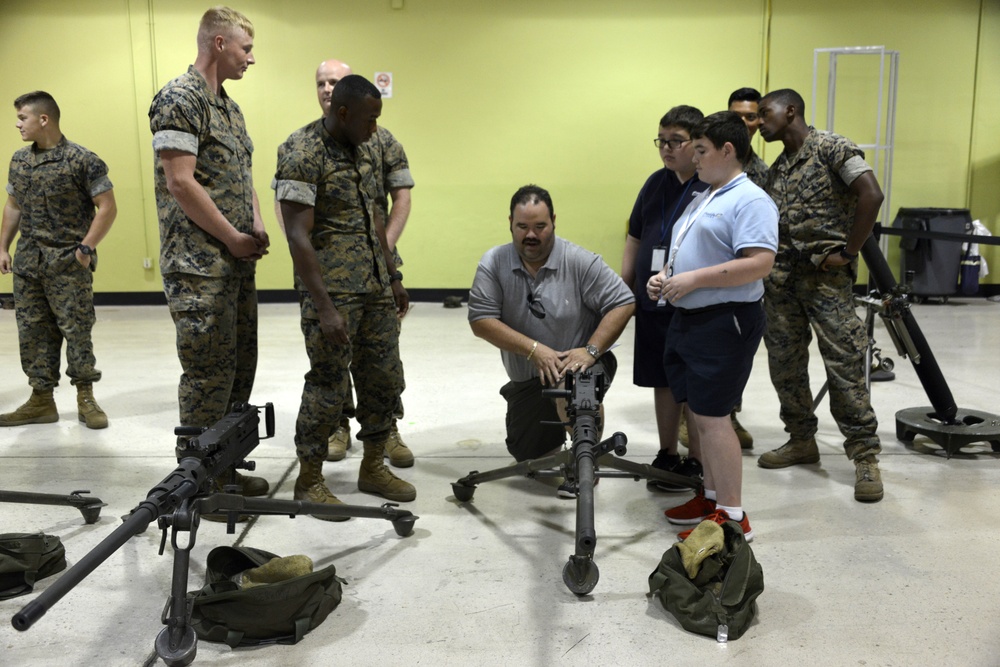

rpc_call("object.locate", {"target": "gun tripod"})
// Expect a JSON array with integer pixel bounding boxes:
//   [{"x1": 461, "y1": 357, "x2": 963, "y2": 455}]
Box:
[
  {"x1": 0, "y1": 489, "x2": 106, "y2": 524},
  {"x1": 12, "y1": 402, "x2": 419, "y2": 667},
  {"x1": 451, "y1": 366, "x2": 698, "y2": 596}
]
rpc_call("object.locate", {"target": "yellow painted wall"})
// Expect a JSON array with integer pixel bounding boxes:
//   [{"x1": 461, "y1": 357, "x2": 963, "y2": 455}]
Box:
[
  {"x1": 0, "y1": 0, "x2": 995, "y2": 294},
  {"x1": 969, "y1": 0, "x2": 1000, "y2": 278}
]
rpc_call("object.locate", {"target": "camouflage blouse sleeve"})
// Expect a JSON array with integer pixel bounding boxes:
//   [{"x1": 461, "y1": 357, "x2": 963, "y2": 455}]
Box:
[
  {"x1": 274, "y1": 131, "x2": 319, "y2": 207},
  {"x1": 149, "y1": 86, "x2": 204, "y2": 156},
  {"x1": 377, "y1": 127, "x2": 414, "y2": 190}
]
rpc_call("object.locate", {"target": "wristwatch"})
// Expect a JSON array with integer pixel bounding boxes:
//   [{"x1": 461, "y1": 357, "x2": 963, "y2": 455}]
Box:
[
  {"x1": 839, "y1": 247, "x2": 858, "y2": 261},
  {"x1": 77, "y1": 243, "x2": 97, "y2": 270},
  {"x1": 585, "y1": 344, "x2": 600, "y2": 359},
  {"x1": 390, "y1": 270, "x2": 403, "y2": 282}
]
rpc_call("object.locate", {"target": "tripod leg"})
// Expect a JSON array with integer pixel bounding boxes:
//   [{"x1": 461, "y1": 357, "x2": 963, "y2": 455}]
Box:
[{"x1": 155, "y1": 505, "x2": 199, "y2": 667}]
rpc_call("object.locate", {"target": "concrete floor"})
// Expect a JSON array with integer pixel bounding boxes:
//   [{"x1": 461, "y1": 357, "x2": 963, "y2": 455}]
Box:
[{"x1": 1, "y1": 298, "x2": 998, "y2": 666}]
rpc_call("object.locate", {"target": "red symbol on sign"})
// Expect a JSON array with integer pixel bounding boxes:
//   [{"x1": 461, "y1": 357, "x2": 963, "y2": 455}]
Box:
[{"x1": 376, "y1": 74, "x2": 391, "y2": 88}]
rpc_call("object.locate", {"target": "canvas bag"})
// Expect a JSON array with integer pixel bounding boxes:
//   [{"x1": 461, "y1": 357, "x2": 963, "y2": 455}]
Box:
[
  {"x1": 188, "y1": 545, "x2": 344, "y2": 648},
  {"x1": 648, "y1": 520, "x2": 764, "y2": 641},
  {"x1": 0, "y1": 533, "x2": 67, "y2": 600}
]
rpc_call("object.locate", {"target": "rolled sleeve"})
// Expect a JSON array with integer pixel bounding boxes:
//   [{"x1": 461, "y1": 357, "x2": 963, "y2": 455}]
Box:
[
  {"x1": 839, "y1": 155, "x2": 872, "y2": 187},
  {"x1": 88, "y1": 174, "x2": 114, "y2": 198},
  {"x1": 275, "y1": 179, "x2": 317, "y2": 207},
  {"x1": 152, "y1": 130, "x2": 199, "y2": 155},
  {"x1": 386, "y1": 167, "x2": 414, "y2": 190}
]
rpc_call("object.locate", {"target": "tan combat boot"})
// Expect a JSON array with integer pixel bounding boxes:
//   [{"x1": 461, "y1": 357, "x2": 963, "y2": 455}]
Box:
[
  {"x1": 757, "y1": 437, "x2": 820, "y2": 469},
  {"x1": 76, "y1": 383, "x2": 108, "y2": 429},
  {"x1": 731, "y1": 411, "x2": 753, "y2": 450},
  {"x1": 212, "y1": 471, "x2": 269, "y2": 497},
  {"x1": 359, "y1": 441, "x2": 416, "y2": 502},
  {"x1": 0, "y1": 389, "x2": 58, "y2": 426},
  {"x1": 854, "y1": 456, "x2": 884, "y2": 502},
  {"x1": 294, "y1": 459, "x2": 350, "y2": 522},
  {"x1": 326, "y1": 417, "x2": 352, "y2": 462},
  {"x1": 384, "y1": 423, "x2": 414, "y2": 468}
]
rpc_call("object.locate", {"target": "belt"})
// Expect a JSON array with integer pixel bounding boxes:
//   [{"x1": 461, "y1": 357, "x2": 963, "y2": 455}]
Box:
[{"x1": 676, "y1": 299, "x2": 760, "y2": 316}]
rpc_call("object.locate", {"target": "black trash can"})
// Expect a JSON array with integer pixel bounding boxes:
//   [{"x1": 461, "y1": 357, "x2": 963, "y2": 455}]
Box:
[{"x1": 893, "y1": 207, "x2": 972, "y2": 300}]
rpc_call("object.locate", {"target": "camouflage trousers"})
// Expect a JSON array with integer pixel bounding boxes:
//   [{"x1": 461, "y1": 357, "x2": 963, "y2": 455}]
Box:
[
  {"x1": 13, "y1": 265, "x2": 100, "y2": 390},
  {"x1": 338, "y1": 314, "x2": 405, "y2": 421},
  {"x1": 163, "y1": 272, "x2": 258, "y2": 437},
  {"x1": 295, "y1": 290, "x2": 402, "y2": 464},
  {"x1": 763, "y1": 263, "x2": 880, "y2": 460}
]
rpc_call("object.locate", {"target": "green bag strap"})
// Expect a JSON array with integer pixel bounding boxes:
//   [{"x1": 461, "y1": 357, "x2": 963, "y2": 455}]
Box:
[
  {"x1": 294, "y1": 616, "x2": 310, "y2": 643},
  {"x1": 719, "y1": 523, "x2": 754, "y2": 606},
  {"x1": 224, "y1": 629, "x2": 245, "y2": 649}
]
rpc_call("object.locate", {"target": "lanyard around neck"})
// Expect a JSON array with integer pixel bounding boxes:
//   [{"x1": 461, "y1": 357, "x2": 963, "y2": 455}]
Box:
[{"x1": 666, "y1": 173, "x2": 745, "y2": 276}]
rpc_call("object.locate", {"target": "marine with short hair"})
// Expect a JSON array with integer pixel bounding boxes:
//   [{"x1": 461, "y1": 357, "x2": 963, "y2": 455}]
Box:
[
  {"x1": 276, "y1": 74, "x2": 414, "y2": 518},
  {"x1": 148, "y1": 6, "x2": 270, "y2": 497},
  {"x1": 0, "y1": 90, "x2": 117, "y2": 430},
  {"x1": 755, "y1": 88, "x2": 885, "y2": 502}
]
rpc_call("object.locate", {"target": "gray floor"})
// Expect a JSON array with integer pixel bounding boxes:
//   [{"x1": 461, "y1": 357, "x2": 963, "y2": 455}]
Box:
[{"x1": 1, "y1": 298, "x2": 999, "y2": 666}]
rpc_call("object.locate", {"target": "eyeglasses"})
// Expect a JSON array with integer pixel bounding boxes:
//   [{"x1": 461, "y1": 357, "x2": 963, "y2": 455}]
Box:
[
  {"x1": 654, "y1": 138, "x2": 692, "y2": 150},
  {"x1": 526, "y1": 293, "x2": 546, "y2": 319}
]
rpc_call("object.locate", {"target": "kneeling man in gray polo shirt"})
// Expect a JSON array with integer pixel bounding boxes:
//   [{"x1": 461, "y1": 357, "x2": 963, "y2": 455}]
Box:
[{"x1": 468, "y1": 184, "x2": 635, "y2": 495}]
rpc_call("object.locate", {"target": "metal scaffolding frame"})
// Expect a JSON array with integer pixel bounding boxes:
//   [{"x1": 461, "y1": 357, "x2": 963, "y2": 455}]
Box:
[{"x1": 812, "y1": 46, "x2": 900, "y2": 253}]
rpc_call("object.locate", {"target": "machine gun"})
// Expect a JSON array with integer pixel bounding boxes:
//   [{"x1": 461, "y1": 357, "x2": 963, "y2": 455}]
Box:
[
  {"x1": 12, "y1": 402, "x2": 418, "y2": 666},
  {"x1": 452, "y1": 364, "x2": 697, "y2": 596}
]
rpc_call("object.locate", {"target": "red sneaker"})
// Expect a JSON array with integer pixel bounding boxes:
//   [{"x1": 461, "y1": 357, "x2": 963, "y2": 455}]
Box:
[
  {"x1": 676, "y1": 509, "x2": 754, "y2": 542},
  {"x1": 664, "y1": 488, "x2": 716, "y2": 525}
]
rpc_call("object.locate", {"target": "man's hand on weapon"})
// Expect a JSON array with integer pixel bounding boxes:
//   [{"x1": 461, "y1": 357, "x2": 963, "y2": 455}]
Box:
[
  {"x1": 558, "y1": 349, "x2": 596, "y2": 378},
  {"x1": 530, "y1": 342, "x2": 565, "y2": 386}
]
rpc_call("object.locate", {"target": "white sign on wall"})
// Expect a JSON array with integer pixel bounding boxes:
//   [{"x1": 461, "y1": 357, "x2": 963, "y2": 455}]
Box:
[{"x1": 375, "y1": 72, "x2": 393, "y2": 98}]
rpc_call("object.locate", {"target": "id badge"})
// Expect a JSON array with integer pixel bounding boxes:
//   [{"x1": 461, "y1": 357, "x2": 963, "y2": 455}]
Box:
[{"x1": 651, "y1": 246, "x2": 667, "y2": 272}]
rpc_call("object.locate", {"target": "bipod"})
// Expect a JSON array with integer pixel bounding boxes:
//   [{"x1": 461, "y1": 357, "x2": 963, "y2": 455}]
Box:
[
  {"x1": 152, "y1": 492, "x2": 419, "y2": 667},
  {"x1": 451, "y1": 365, "x2": 698, "y2": 596},
  {"x1": 11, "y1": 402, "x2": 419, "y2": 667}
]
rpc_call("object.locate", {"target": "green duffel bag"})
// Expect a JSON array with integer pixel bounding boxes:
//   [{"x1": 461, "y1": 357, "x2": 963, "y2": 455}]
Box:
[
  {"x1": 188, "y1": 545, "x2": 345, "y2": 648},
  {"x1": 648, "y1": 520, "x2": 764, "y2": 641},
  {"x1": 0, "y1": 533, "x2": 67, "y2": 600}
]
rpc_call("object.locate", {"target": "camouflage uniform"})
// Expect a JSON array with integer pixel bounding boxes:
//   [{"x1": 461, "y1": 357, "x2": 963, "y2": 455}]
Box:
[
  {"x1": 763, "y1": 128, "x2": 880, "y2": 460},
  {"x1": 275, "y1": 119, "x2": 403, "y2": 464},
  {"x1": 6, "y1": 137, "x2": 111, "y2": 390},
  {"x1": 340, "y1": 125, "x2": 413, "y2": 422},
  {"x1": 149, "y1": 65, "x2": 258, "y2": 432},
  {"x1": 744, "y1": 148, "x2": 769, "y2": 189}
]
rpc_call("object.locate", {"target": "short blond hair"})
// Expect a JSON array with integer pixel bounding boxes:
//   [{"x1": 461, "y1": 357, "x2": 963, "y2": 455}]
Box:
[{"x1": 197, "y1": 6, "x2": 254, "y2": 50}]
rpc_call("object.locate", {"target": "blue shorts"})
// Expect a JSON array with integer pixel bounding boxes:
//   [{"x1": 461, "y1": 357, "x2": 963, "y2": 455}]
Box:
[
  {"x1": 664, "y1": 301, "x2": 765, "y2": 417},
  {"x1": 632, "y1": 306, "x2": 674, "y2": 387}
]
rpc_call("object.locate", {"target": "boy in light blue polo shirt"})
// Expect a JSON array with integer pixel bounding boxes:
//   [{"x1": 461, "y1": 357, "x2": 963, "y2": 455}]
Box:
[{"x1": 647, "y1": 111, "x2": 778, "y2": 541}]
